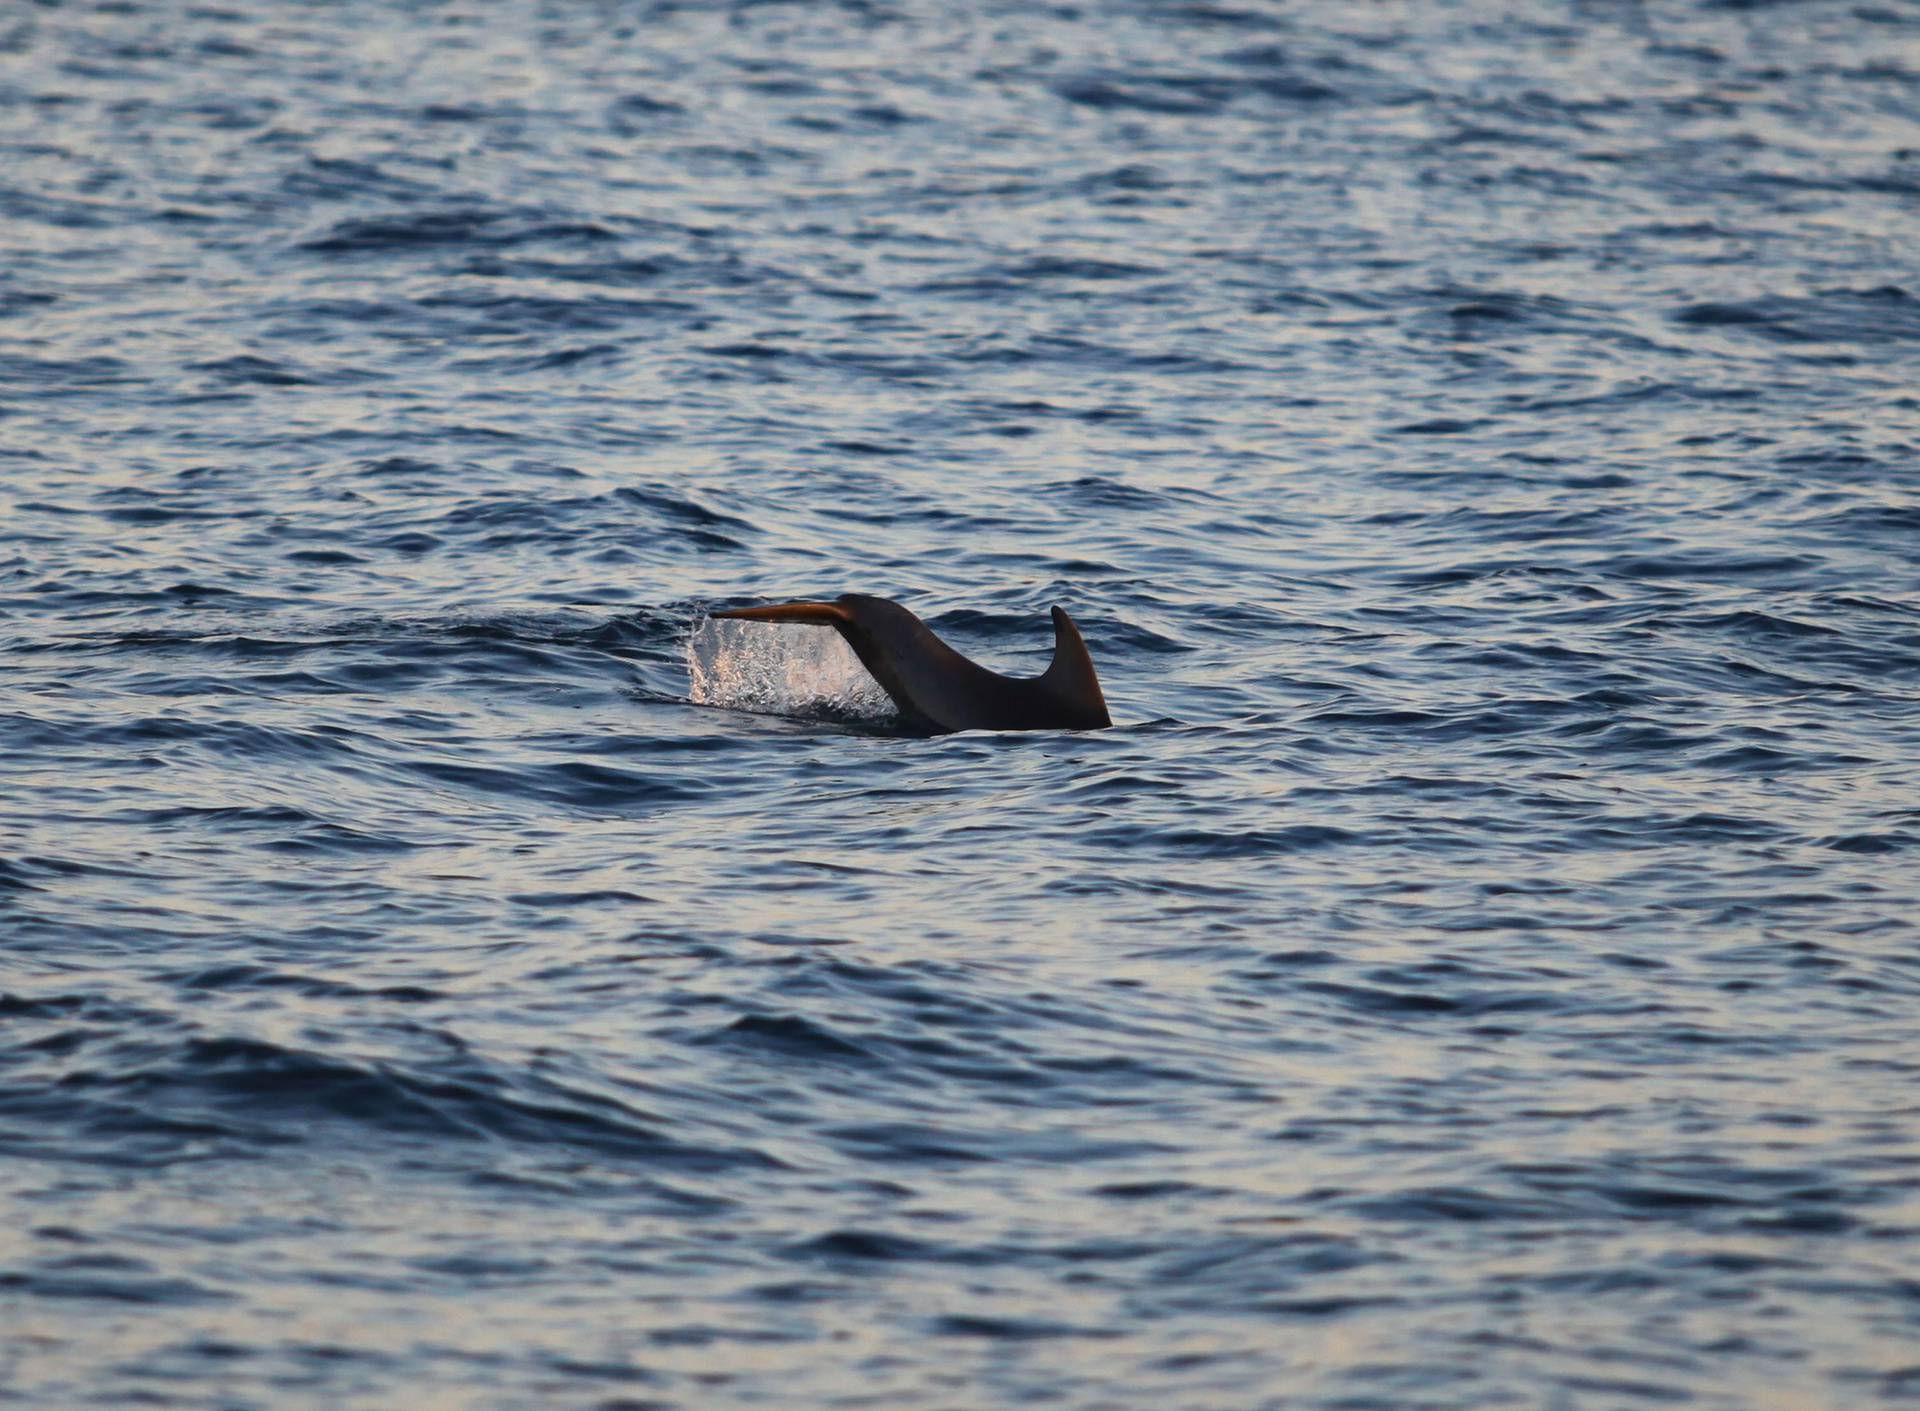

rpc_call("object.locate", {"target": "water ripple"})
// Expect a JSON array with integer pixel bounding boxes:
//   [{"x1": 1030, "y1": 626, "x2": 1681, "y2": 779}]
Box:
[{"x1": 2, "y1": 1, "x2": 1918, "y2": 1408}]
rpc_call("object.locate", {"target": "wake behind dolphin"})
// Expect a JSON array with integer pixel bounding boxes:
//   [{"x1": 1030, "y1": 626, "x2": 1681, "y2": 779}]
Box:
[{"x1": 708, "y1": 595, "x2": 1111, "y2": 734}]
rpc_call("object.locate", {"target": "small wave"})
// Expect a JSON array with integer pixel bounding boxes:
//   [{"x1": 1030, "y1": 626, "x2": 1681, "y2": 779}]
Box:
[
  {"x1": 1055, "y1": 69, "x2": 1339, "y2": 115},
  {"x1": 703, "y1": 1013, "x2": 878, "y2": 1062},
  {"x1": 32, "y1": 1034, "x2": 778, "y2": 1173},
  {"x1": 300, "y1": 208, "x2": 623, "y2": 255},
  {"x1": 1673, "y1": 286, "x2": 1920, "y2": 344}
]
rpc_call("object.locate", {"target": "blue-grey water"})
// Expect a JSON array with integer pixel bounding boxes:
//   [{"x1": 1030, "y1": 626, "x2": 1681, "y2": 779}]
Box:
[{"x1": 4, "y1": 2, "x2": 1920, "y2": 1407}]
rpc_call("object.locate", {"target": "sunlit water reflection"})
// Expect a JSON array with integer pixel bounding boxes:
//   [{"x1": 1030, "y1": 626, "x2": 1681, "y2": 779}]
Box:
[{"x1": 2, "y1": 1, "x2": 1919, "y2": 1408}]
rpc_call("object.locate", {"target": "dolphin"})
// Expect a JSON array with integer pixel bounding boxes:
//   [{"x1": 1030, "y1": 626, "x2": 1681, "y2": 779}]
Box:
[{"x1": 709, "y1": 594, "x2": 1111, "y2": 734}]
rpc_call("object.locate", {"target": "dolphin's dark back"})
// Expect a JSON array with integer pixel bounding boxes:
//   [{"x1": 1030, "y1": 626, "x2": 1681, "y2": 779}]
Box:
[
  {"x1": 830, "y1": 596, "x2": 988, "y2": 733},
  {"x1": 711, "y1": 594, "x2": 1111, "y2": 735}
]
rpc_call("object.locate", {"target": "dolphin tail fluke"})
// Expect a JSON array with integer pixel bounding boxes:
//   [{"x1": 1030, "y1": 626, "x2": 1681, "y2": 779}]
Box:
[
  {"x1": 1042, "y1": 606, "x2": 1111, "y2": 728},
  {"x1": 710, "y1": 601, "x2": 852, "y2": 626}
]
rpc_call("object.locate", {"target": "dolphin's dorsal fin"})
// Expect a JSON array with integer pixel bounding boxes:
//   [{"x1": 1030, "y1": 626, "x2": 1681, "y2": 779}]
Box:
[{"x1": 1041, "y1": 605, "x2": 1111, "y2": 726}]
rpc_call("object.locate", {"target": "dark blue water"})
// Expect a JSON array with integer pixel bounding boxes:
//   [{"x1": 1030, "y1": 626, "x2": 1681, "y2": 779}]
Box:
[{"x1": 5, "y1": 1, "x2": 1920, "y2": 1406}]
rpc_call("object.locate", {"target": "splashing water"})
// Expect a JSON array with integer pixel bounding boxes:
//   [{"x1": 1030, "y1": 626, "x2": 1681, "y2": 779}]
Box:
[{"x1": 685, "y1": 616, "x2": 896, "y2": 725}]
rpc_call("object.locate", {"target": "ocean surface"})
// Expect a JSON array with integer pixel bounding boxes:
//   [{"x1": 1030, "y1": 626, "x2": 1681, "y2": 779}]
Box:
[{"x1": 4, "y1": 1, "x2": 1920, "y2": 1407}]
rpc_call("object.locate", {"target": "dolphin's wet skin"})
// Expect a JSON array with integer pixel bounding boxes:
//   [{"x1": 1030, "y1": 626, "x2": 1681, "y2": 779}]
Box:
[{"x1": 4, "y1": 3, "x2": 1920, "y2": 1410}]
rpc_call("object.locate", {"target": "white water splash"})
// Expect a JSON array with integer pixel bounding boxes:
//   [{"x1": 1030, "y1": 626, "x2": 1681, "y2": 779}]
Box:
[{"x1": 685, "y1": 617, "x2": 896, "y2": 724}]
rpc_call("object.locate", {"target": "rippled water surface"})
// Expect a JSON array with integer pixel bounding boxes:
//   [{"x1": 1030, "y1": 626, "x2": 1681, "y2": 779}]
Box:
[{"x1": 5, "y1": 1, "x2": 1920, "y2": 1406}]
